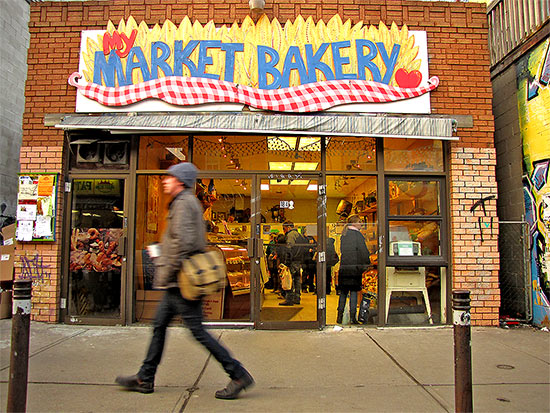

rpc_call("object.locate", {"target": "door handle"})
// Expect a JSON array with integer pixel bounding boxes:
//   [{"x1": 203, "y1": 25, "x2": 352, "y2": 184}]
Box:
[
  {"x1": 256, "y1": 238, "x2": 264, "y2": 258},
  {"x1": 246, "y1": 238, "x2": 264, "y2": 259},
  {"x1": 117, "y1": 235, "x2": 127, "y2": 256},
  {"x1": 247, "y1": 238, "x2": 254, "y2": 258}
]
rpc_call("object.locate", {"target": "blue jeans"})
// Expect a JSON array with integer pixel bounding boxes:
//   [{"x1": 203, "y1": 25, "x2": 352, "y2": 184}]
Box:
[
  {"x1": 338, "y1": 290, "x2": 358, "y2": 318},
  {"x1": 138, "y1": 288, "x2": 245, "y2": 382}
]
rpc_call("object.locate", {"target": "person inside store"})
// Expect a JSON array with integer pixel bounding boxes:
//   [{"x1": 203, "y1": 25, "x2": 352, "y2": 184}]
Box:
[
  {"x1": 326, "y1": 237, "x2": 339, "y2": 295},
  {"x1": 274, "y1": 232, "x2": 289, "y2": 299},
  {"x1": 265, "y1": 229, "x2": 280, "y2": 291},
  {"x1": 302, "y1": 231, "x2": 317, "y2": 294},
  {"x1": 279, "y1": 221, "x2": 303, "y2": 306},
  {"x1": 116, "y1": 162, "x2": 254, "y2": 399},
  {"x1": 337, "y1": 214, "x2": 371, "y2": 324}
]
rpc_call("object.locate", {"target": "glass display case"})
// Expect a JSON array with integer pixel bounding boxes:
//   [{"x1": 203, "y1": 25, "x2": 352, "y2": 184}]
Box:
[{"x1": 220, "y1": 245, "x2": 251, "y2": 295}]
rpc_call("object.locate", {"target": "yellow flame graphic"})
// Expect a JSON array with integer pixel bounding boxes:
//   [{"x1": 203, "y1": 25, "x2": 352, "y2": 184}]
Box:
[{"x1": 83, "y1": 15, "x2": 421, "y2": 88}]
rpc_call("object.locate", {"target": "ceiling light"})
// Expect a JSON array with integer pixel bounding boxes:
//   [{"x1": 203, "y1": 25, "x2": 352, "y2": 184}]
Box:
[
  {"x1": 289, "y1": 180, "x2": 310, "y2": 185},
  {"x1": 270, "y1": 179, "x2": 289, "y2": 185},
  {"x1": 307, "y1": 183, "x2": 318, "y2": 191},
  {"x1": 293, "y1": 162, "x2": 318, "y2": 171},
  {"x1": 269, "y1": 161, "x2": 293, "y2": 170},
  {"x1": 261, "y1": 183, "x2": 270, "y2": 190}
]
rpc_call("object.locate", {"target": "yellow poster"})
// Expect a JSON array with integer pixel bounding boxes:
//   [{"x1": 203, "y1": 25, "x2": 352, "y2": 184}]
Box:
[{"x1": 37, "y1": 175, "x2": 55, "y2": 196}]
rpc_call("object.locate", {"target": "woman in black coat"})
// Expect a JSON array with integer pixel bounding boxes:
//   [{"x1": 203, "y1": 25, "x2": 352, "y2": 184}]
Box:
[{"x1": 337, "y1": 214, "x2": 370, "y2": 324}]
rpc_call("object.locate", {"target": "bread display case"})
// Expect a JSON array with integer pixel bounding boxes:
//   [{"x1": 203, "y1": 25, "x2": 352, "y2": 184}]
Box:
[
  {"x1": 217, "y1": 244, "x2": 251, "y2": 319},
  {"x1": 220, "y1": 245, "x2": 251, "y2": 295}
]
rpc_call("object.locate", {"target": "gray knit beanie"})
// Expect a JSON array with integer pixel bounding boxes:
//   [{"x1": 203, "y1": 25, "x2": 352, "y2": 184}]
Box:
[{"x1": 167, "y1": 162, "x2": 198, "y2": 188}]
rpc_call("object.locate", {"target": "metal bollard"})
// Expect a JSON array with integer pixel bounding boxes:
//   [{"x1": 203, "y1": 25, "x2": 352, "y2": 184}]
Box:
[
  {"x1": 7, "y1": 279, "x2": 32, "y2": 413},
  {"x1": 453, "y1": 290, "x2": 473, "y2": 413}
]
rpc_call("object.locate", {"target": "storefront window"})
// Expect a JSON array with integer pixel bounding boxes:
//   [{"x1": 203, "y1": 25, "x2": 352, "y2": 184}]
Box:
[
  {"x1": 193, "y1": 135, "x2": 321, "y2": 171},
  {"x1": 138, "y1": 136, "x2": 189, "y2": 170},
  {"x1": 384, "y1": 138, "x2": 443, "y2": 172},
  {"x1": 134, "y1": 175, "x2": 252, "y2": 322},
  {"x1": 326, "y1": 176, "x2": 378, "y2": 325},
  {"x1": 326, "y1": 137, "x2": 376, "y2": 171},
  {"x1": 385, "y1": 266, "x2": 446, "y2": 325}
]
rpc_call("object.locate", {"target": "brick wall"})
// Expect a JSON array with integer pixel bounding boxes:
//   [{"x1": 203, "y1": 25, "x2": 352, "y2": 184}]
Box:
[
  {"x1": 17, "y1": 145, "x2": 64, "y2": 322},
  {"x1": 22, "y1": 0, "x2": 497, "y2": 325},
  {"x1": 450, "y1": 147, "x2": 500, "y2": 326}
]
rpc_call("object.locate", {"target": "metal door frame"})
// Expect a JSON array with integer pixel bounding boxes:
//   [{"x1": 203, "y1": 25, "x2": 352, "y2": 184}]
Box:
[{"x1": 251, "y1": 172, "x2": 323, "y2": 330}]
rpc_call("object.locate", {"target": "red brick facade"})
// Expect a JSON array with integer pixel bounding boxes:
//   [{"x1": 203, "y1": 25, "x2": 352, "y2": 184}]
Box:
[{"x1": 21, "y1": 0, "x2": 497, "y2": 325}]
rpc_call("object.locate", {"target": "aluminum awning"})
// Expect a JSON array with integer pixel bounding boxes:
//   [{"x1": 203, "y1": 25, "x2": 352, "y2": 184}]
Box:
[{"x1": 55, "y1": 112, "x2": 458, "y2": 140}]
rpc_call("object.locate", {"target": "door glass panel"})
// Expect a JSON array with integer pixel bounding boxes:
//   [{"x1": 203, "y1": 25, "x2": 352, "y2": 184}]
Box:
[
  {"x1": 326, "y1": 176, "x2": 378, "y2": 325},
  {"x1": 134, "y1": 176, "x2": 252, "y2": 322},
  {"x1": 68, "y1": 179, "x2": 125, "y2": 318},
  {"x1": 260, "y1": 177, "x2": 318, "y2": 323},
  {"x1": 385, "y1": 266, "x2": 445, "y2": 325},
  {"x1": 388, "y1": 180, "x2": 440, "y2": 216},
  {"x1": 389, "y1": 221, "x2": 441, "y2": 256}
]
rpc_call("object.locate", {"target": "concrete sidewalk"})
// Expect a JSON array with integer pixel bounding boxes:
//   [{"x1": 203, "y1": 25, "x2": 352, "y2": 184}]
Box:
[{"x1": 0, "y1": 320, "x2": 548, "y2": 412}]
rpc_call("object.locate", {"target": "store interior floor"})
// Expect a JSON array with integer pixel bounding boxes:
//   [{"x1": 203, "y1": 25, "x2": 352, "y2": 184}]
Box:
[
  {"x1": 260, "y1": 289, "x2": 377, "y2": 325},
  {"x1": 261, "y1": 289, "x2": 439, "y2": 325}
]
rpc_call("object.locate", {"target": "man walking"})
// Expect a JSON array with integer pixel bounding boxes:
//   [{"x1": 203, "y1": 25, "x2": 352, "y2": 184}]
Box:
[
  {"x1": 279, "y1": 221, "x2": 303, "y2": 306},
  {"x1": 116, "y1": 162, "x2": 254, "y2": 399}
]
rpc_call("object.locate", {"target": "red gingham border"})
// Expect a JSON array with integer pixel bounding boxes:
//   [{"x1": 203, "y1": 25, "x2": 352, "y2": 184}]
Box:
[{"x1": 68, "y1": 73, "x2": 439, "y2": 113}]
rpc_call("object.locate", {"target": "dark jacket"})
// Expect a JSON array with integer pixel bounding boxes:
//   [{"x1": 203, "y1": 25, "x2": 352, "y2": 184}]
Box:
[
  {"x1": 154, "y1": 188, "x2": 207, "y2": 289},
  {"x1": 338, "y1": 227, "x2": 370, "y2": 291},
  {"x1": 304, "y1": 235, "x2": 317, "y2": 271},
  {"x1": 326, "y1": 237, "x2": 339, "y2": 267},
  {"x1": 285, "y1": 228, "x2": 301, "y2": 262},
  {"x1": 274, "y1": 233, "x2": 289, "y2": 266}
]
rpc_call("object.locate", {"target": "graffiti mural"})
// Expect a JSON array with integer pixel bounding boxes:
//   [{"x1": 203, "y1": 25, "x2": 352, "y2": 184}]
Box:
[{"x1": 517, "y1": 37, "x2": 550, "y2": 327}]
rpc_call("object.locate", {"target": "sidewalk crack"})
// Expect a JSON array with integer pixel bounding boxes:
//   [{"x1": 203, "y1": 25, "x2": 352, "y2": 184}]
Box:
[
  {"x1": 0, "y1": 328, "x2": 88, "y2": 372},
  {"x1": 173, "y1": 331, "x2": 223, "y2": 412},
  {"x1": 364, "y1": 330, "x2": 451, "y2": 412}
]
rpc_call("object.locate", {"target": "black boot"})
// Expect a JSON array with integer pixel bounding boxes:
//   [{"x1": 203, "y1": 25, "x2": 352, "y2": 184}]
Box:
[
  {"x1": 215, "y1": 369, "x2": 255, "y2": 399},
  {"x1": 336, "y1": 310, "x2": 343, "y2": 324},
  {"x1": 350, "y1": 314, "x2": 359, "y2": 325}
]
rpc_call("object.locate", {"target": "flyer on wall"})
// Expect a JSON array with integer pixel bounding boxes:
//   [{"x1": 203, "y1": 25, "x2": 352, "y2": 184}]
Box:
[{"x1": 16, "y1": 173, "x2": 58, "y2": 242}]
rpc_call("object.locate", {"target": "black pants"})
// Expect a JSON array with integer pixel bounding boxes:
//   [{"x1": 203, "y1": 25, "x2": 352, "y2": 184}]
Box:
[
  {"x1": 138, "y1": 288, "x2": 245, "y2": 382},
  {"x1": 326, "y1": 267, "x2": 333, "y2": 294},
  {"x1": 302, "y1": 263, "x2": 316, "y2": 292}
]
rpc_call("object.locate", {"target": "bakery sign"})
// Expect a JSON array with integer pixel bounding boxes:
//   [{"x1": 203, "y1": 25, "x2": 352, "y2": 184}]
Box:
[{"x1": 71, "y1": 14, "x2": 437, "y2": 114}]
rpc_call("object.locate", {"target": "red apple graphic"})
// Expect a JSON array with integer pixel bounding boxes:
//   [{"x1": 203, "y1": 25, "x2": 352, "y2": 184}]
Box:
[{"x1": 395, "y1": 69, "x2": 422, "y2": 88}]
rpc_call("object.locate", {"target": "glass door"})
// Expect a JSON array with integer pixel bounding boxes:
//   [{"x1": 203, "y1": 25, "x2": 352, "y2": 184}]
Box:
[
  {"x1": 255, "y1": 174, "x2": 320, "y2": 328},
  {"x1": 65, "y1": 177, "x2": 127, "y2": 324}
]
